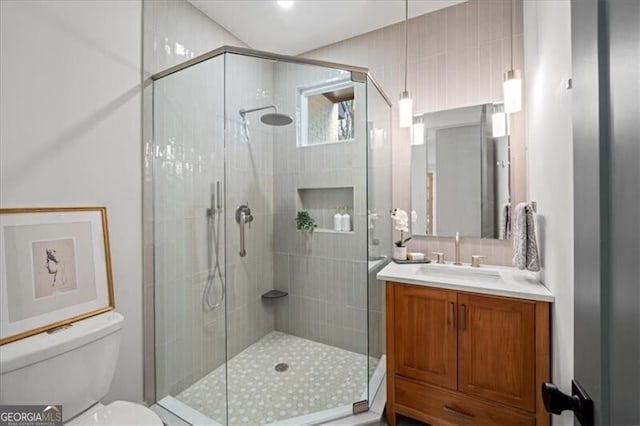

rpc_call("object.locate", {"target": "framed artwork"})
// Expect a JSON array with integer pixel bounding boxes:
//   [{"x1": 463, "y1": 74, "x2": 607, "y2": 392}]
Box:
[{"x1": 0, "y1": 207, "x2": 114, "y2": 345}]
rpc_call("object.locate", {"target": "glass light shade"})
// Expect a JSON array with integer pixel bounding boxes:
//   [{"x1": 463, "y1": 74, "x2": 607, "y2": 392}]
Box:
[
  {"x1": 412, "y1": 122, "x2": 425, "y2": 145},
  {"x1": 491, "y1": 112, "x2": 507, "y2": 138},
  {"x1": 503, "y1": 69, "x2": 522, "y2": 113},
  {"x1": 399, "y1": 91, "x2": 413, "y2": 128}
]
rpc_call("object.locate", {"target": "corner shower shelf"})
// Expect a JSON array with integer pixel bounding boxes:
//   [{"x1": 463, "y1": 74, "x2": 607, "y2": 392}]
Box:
[{"x1": 261, "y1": 290, "x2": 288, "y2": 300}]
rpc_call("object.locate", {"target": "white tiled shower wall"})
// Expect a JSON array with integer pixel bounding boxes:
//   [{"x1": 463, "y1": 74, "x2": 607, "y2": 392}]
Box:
[
  {"x1": 152, "y1": 56, "x2": 227, "y2": 398},
  {"x1": 143, "y1": 0, "x2": 254, "y2": 400},
  {"x1": 142, "y1": 0, "x2": 247, "y2": 77},
  {"x1": 151, "y1": 52, "x2": 277, "y2": 398},
  {"x1": 271, "y1": 62, "x2": 369, "y2": 355},
  {"x1": 223, "y1": 54, "x2": 277, "y2": 360}
]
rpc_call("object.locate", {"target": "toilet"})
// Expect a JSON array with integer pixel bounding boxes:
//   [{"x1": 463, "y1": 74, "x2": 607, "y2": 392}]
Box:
[{"x1": 0, "y1": 311, "x2": 162, "y2": 425}]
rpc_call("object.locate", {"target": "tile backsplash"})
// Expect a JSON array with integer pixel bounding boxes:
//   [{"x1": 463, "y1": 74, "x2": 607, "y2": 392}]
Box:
[{"x1": 410, "y1": 235, "x2": 513, "y2": 267}]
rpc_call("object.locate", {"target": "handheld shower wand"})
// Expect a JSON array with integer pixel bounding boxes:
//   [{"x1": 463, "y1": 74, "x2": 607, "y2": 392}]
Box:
[{"x1": 203, "y1": 181, "x2": 225, "y2": 311}]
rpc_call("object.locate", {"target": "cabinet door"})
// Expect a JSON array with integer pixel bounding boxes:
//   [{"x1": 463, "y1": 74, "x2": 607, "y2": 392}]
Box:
[
  {"x1": 394, "y1": 285, "x2": 457, "y2": 390},
  {"x1": 458, "y1": 293, "x2": 536, "y2": 411}
]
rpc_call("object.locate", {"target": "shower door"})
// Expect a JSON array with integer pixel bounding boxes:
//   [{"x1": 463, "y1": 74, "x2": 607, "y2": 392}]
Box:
[
  {"x1": 366, "y1": 75, "x2": 392, "y2": 402},
  {"x1": 222, "y1": 53, "x2": 370, "y2": 425},
  {"x1": 151, "y1": 55, "x2": 229, "y2": 425},
  {"x1": 151, "y1": 49, "x2": 382, "y2": 426}
]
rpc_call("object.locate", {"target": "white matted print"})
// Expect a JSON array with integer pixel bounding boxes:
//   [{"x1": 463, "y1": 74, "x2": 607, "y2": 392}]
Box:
[
  {"x1": 33, "y1": 238, "x2": 79, "y2": 298},
  {"x1": 0, "y1": 207, "x2": 114, "y2": 344}
]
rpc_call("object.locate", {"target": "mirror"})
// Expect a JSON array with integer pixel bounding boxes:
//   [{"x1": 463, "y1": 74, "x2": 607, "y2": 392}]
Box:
[{"x1": 411, "y1": 103, "x2": 513, "y2": 239}]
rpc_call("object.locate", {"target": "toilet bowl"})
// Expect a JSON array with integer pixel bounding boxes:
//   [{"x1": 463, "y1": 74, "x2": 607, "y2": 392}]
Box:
[
  {"x1": 0, "y1": 311, "x2": 161, "y2": 425},
  {"x1": 67, "y1": 401, "x2": 161, "y2": 426}
]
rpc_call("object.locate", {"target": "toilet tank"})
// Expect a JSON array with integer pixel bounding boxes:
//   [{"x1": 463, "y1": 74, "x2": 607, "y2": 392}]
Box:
[{"x1": 0, "y1": 311, "x2": 124, "y2": 421}]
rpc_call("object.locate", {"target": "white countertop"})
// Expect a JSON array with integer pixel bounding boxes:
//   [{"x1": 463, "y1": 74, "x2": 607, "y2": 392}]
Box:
[{"x1": 377, "y1": 261, "x2": 554, "y2": 302}]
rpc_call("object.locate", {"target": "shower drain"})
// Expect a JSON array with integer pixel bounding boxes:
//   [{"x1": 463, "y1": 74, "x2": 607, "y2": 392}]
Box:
[{"x1": 274, "y1": 362, "x2": 289, "y2": 372}]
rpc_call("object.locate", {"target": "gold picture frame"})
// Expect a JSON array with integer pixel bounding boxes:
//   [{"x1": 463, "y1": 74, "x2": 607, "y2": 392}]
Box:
[{"x1": 0, "y1": 207, "x2": 114, "y2": 345}]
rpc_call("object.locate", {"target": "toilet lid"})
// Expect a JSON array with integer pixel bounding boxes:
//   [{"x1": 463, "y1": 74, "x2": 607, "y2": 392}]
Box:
[{"x1": 67, "y1": 401, "x2": 163, "y2": 426}]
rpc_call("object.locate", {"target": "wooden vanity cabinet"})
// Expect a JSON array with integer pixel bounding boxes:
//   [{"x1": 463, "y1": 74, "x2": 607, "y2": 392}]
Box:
[{"x1": 386, "y1": 282, "x2": 550, "y2": 426}]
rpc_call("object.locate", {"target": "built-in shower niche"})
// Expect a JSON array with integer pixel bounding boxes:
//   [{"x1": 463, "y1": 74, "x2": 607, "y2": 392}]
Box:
[{"x1": 296, "y1": 186, "x2": 355, "y2": 233}]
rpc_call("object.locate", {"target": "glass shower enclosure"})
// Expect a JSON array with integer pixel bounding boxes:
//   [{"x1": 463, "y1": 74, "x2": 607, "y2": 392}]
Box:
[{"x1": 146, "y1": 46, "x2": 391, "y2": 425}]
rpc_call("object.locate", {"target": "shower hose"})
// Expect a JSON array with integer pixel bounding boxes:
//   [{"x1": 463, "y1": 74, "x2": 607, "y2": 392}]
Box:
[{"x1": 203, "y1": 206, "x2": 225, "y2": 311}]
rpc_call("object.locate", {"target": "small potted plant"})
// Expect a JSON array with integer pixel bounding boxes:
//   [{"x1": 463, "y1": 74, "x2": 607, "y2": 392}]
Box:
[
  {"x1": 296, "y1": 211, "x2": 317, "y2": 233},
  {"x1": 390, "y1": 208, "x2": 411, "y2": 260}
]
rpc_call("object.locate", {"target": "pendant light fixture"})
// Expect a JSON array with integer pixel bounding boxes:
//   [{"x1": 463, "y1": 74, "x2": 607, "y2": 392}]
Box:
[
  {"x1": 399, "y1": 0, "x2": 413, "y2": 127},
  {"x1": 503, "y1": 0, "x2": 522, "y2": 113}
]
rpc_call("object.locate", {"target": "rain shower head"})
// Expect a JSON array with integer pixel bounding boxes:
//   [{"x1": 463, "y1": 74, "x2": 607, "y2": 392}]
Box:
[
  {"x1": 260, "y1": 112, "x2": 293, "y2": 126},
  {"x1": 239, "y1": 104, "x2": 293, "y2": 127}
]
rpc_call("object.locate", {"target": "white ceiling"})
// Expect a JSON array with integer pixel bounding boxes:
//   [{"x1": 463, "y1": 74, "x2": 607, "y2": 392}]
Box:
[{"x1": 189, "y1": 0, "x2": 466, "y2": 56}]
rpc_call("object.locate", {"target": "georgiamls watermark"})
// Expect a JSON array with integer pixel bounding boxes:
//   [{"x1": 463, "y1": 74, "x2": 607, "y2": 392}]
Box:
[{"x1": 0, "y1": 405, "x2": 62, "y2": 426}]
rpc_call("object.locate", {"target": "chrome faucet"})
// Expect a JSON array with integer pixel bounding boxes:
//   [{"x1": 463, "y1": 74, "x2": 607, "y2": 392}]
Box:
[{"x1": 454, "y1": 232, "x2": 462, "y2": 265}]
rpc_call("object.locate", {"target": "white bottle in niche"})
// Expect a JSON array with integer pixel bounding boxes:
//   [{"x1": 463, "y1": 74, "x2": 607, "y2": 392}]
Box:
[
  {"x1": 334, "y1": 207, "x2": 343, "y2": 232},
  {"x1": 341, "y1": 207, "x2": 351, "y2": 232}
]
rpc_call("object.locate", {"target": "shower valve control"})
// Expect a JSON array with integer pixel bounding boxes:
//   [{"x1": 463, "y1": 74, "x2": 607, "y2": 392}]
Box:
[
  {"x1": 236, "y1": 203, "x2": 253, "y2": 258},
  {"x1": 236, "y1": 203, "x2": 253, "y2": 225}
]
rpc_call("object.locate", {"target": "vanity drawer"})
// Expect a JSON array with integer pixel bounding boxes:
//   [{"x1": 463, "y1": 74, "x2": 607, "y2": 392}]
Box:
[{"x1": 395, "y1": 376, "x2": 535, "y2": 426}]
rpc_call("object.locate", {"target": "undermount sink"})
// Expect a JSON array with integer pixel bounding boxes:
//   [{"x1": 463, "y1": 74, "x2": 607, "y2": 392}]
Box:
[
  {"x1": 377, "y1": 259, "x2": 555, "y2": 302},
  {"x1": 417, "y1": 264, "x2": 501, "y2": 284}
]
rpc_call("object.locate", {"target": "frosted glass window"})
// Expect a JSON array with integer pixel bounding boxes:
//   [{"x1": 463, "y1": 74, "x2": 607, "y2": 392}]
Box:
[{"x1": 299, "y1": 79, "x2": 355, "y2": 146}]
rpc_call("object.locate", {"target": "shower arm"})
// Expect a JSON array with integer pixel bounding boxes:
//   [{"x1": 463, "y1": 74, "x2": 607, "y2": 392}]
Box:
[{"x1": 239, "y1": 104, "x2": 278, "y2": 119}]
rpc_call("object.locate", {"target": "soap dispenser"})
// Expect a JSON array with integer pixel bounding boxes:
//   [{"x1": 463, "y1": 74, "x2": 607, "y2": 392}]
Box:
[
  {"x1": 334, "y1": 207, "x2": 343, "y2": 232},
  {"x1": 341, "y1": 207, "x2": 351, "y2": 232}
]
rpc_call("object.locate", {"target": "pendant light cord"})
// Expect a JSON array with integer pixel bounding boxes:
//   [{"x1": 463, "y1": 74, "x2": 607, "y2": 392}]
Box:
[
  {"x1": 510, "y1": 0, "x2": 514, "y2": 70},
  {"x1": 404, "y1": 0, "x2": 408, "y2": 92}
]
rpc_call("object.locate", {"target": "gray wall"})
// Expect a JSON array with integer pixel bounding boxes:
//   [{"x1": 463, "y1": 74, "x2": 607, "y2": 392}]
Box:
[
  {"x1": 573, "y1": 0, "x2": 640, "y2": 423},
  {"x1": 605, "y1": 0, "x2": 639, "y2": 422}
]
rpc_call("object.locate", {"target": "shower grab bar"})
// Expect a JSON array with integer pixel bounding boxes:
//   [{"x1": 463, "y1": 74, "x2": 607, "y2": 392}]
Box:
[
  {"x1": 235, "y1": 203, "x2": 253, "y2": 258},
  {"x1": 239, "y1": 212, "x2": 247, "y2": 257}
]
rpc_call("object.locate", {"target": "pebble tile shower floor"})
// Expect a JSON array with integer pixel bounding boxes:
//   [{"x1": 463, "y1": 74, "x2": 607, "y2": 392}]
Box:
[{"x1": 177, "y1": 331, "x2": 377, "y2": 425}]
